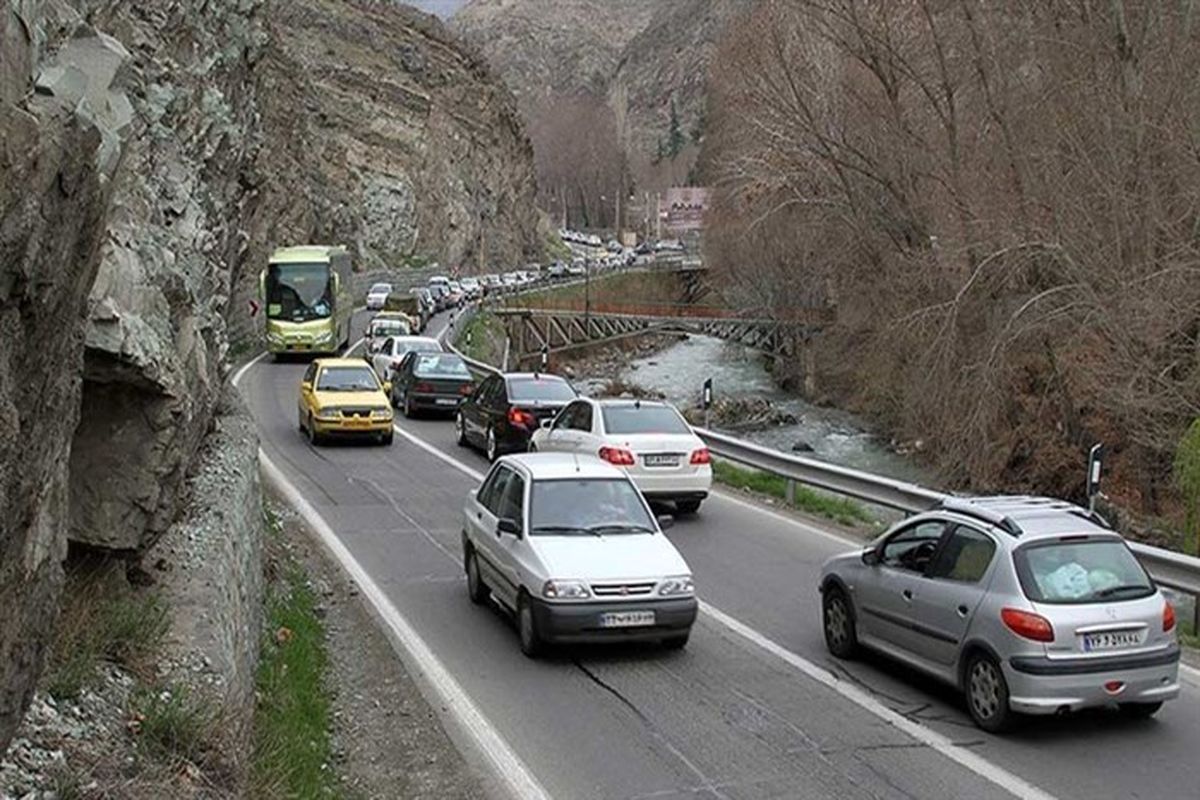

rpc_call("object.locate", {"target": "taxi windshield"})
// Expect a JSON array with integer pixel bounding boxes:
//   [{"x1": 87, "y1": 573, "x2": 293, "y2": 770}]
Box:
[{"x1": 317, "y1": 366, "x2": 378, "y2": 392}]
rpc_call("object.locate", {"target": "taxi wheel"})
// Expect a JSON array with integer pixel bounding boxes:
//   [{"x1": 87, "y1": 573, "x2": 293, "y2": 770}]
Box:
[
  {"x1": 403, "y1": 394, "x2": 415, "y2": 419},
  {"x1": 307, "y1": 414, "x2": 324, "y2": 446},
  {"x1": 380, "y1": 430, "x2": 393, "y2": 446}
]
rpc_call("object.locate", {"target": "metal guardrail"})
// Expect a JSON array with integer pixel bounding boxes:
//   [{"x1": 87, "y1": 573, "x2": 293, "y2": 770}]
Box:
[{"x1": 439, "y1": 301, "x2": 1200, "y2": 613}]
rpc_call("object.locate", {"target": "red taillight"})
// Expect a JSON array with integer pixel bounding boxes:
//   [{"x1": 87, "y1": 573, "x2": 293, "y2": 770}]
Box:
[
  {"x1": 414, "y1": 382, "x2": 434, "y2": 393},
  {"x1": 1164, "y1": 601, "x2": 1176, "y2": 632},
  {"x1": 1001, "y1": 608, "x2": 1054, "y2": 642},
  {"x1": 690, "y1": 447, "x2": 711, "y2": 465},
  {"x1": 598, "y1": 446, "x2": 635, "y2": 466},
  {"x1": 508, "y1": 408, "x2": 535, "y2": 427}
]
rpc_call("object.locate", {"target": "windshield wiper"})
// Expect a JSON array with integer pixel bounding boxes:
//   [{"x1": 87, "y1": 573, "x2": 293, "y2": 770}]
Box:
[
  {"x1": 530, "y1": 525, "x2": 599, "y2": 537},
  {"x1": 586, "y1": 523, "x2": 655, "y2": 535},
  {"x1": 1094, "y1": 584, "x2": 1151, "y2": 598}
]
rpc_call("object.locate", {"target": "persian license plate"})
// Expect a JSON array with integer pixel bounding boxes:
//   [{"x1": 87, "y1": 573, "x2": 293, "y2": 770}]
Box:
[
  {"x1": 599, "y1": 610, "x2": 656, "y2": 628},
  {"x1": 1082, "y1": 630, "x2": 1144, "y2": 652},
  {"x1": 435, "y1": 398, "x2": 460, "y2": 406},
  {"x1": 346, "y1": 418, "x2": 371, "y2": 428},
  {"x1": 643, "y1": 454, "x2": 680, "y2": 467}
]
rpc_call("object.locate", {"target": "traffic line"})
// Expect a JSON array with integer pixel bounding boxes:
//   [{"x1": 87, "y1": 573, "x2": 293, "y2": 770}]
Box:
[
  {"x1": 258, "y1": 449, "x2": 550, "y2": 800},
  {"x1": 383, "y1": 419, "x2": 1058, "y2": 800}
]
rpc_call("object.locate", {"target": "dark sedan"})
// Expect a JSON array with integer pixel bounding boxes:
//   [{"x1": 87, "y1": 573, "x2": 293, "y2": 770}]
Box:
[
  {"x1": 455, "y1": 372, "x2": 577, "y2": 462},
  {"x1": 390, "y1": 352, "x2": 476, "y2": 417}
]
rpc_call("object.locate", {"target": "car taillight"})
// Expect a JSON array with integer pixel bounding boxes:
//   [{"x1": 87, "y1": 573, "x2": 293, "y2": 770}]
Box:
[
  {"x1": 1163, "y1": 601, "x2": 1176, "y2": 632},
  {"x1": 598, "y1": 446, "x2": 635, "y2": 466},
  {"x1": 508, "y1": 408, "x2": 535, "y2": 427},
  {"x1": 414, "y1": 382, "x2": 434, "y2": 393},
  {"x1": 459, "y1": 383, "x2": 475, "y2": 395},
  {"x1": 1001, "y1": 608, "x2": 1055, "y2": 642},
  {"x1": 690, "y1": 447, "x2": 711, "y2": 465}
]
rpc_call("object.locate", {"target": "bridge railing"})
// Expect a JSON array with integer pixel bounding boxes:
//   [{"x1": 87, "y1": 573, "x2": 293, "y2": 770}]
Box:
[{"x1": 443, "y1": 306, "x2": 1200, "y2": 622}]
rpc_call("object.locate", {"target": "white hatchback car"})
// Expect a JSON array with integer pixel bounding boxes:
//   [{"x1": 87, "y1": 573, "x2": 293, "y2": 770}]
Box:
[
  {"x1": 365, "y1": 282, "x2": 392, "y2": 310},
  {"x1": 529, "y1": 398, "x2": 712, "y2": 514},
  {"x1": 461, "y1": 453, "x2": 698, "y2": 657}
]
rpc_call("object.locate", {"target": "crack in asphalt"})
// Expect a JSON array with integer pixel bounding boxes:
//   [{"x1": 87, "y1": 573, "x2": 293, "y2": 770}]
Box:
[{"x1": 573, "y1": 660, "x2": 733, "y2": 800}]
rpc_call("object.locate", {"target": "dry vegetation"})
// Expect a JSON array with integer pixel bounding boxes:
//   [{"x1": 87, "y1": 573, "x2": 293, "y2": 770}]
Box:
[{"x1": 704, "y1": 0, "x2": 1200, "y2": 515}]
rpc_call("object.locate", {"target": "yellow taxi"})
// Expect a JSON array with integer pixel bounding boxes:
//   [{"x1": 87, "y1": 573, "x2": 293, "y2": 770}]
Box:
[{"x1": 298, "y1": 358, "x2": 394, "y2": 445}]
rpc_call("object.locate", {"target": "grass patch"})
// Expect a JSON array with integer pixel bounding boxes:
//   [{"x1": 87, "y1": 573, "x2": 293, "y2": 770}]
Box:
[
  {"x1": 130, "y1": 684, "x2": 215, "y2": 765},
  {"x1": 456, "y1": 311, "x2": 507, "y2": 368},
  {"x1": 712, "y1": 459, "x2": 876, "y2": 527},
  {"x1": 45, "y1": 563, "x2": 170, "y2": 701},
  {"x1": 250, "y1": 561, "x2": 339, "y2": 800}
]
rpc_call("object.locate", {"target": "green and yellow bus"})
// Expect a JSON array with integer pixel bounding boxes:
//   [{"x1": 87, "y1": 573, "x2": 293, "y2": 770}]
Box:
[{"x1": 261, "y1": 246, "x2": 353, "y2": 356}]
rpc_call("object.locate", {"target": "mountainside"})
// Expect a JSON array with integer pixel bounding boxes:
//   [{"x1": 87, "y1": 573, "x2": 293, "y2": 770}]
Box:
[{"x1": 452, "y1": 0, "x2": 656, "y2": 105}]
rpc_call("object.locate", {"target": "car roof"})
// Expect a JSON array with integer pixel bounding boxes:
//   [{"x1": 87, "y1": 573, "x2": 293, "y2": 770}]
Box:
[
  {"x1": 504, "y1": 372, "x2": 569, "y2": 382},
  {"x1": 499, "y1": 452, "x2": 627, "y2": 481},
  {"x1": 393, "y1": 336, "x2": 441, "y2": 345},
  {"x1": 589, "y1": 398, "x2": 672, "y2": 408},
  {"x1": 932, "y1": 495, "x2": 1114, "y2": 542},
  {"x1": 313, "y1": 358, "x2": 375, "y2": 369},
  {"x1": 270, "y1": 245, "x2": 344, "y2": 263}
]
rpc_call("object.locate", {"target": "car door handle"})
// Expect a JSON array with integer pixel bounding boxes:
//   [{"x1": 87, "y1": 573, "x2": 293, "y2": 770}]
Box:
[
  {"x1": 956, "y1": 605, "x2": 969, "y2": 617},
  {"x1": 901, "y1": 589, "x2": 914, "y2": 602}
]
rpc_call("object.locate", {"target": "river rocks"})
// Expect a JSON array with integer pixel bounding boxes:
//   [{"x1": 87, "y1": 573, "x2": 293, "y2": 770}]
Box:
[
  {"x1": 683, "y1": 395, "x2": 799, "y2": 431},
  {"x1": 791, "y1": 440, "x2": 815, "y2": 453}
]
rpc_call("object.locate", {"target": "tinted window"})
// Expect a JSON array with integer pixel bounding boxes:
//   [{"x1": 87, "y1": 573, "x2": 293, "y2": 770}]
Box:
[
  {"x1": 602, "y1": 405, "x2": 690, "y2": 435},
  {"x1": 529, "y1": 479, "x2": 655, "y2": 535},
  {"x1": 413, "y1": 353, "x2": 471, "y2": 379},
  {"x1": 370, "y1": 320, "x2": 409, "y2": 337},
  {"x1": 302, "y1": 363, "x2": 317, "y2": 383},
  {"x1": 395, "y1": 339, "x2": 443, "y2": 356},
  {"x1": 497, "y1": 473, "x2": 525, "y2": 524},
  {"x1": 479, "y1": 466, "x2": 511, "y2": 515},
  {"x1": 316, "y1": 366, "x2": 379, "y2": 391},
  {"x1": 1013, "y1": 538, "x2": 1153, "y2": 604},
  {"x1": 507, "y1": 377, "x2": 576, "y2": 403},
  {"x1": 928, "y1": 526, "x2": 996, "y2": 583},
  {"x1": 880, "y1": 522, "x2": 945, "y2": 573},
  {"x1": 474, "y1": 376, "x2": 498, "y2": 405}
]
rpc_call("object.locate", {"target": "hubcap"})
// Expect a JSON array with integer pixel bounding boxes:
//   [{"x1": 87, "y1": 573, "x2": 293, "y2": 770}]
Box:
[
  {"x1": 487, "y1": 429, "x2": 496, "y2": 460},
  {"x1": 826, "y1": 597, "x2": 848, "y2": 648},
  {"x1": 970, "y1": 661, "x2": 1001, "y2": 720}
]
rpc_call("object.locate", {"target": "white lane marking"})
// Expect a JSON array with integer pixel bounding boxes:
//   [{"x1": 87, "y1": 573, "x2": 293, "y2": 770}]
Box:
[
  {"x1": 258, "y1": 450, "x2": 551, "y2": 800},
  {"x1": 232, "y1": 350, "x2": 269, "y2": 388},
  {"x1": 384, "y1": 422, "x2": 1058, "y2": 800},
  {"x1": 708, "y1": 489, "x2": 863, "y2": 548},
  {"x1": 1182, "y1": 662, "x2": 1200, "y2": 684}
]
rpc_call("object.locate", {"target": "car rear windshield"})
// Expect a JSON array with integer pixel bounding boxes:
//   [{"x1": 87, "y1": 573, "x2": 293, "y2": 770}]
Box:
[
  {"x1": 397, "y1": 339, "x2": 442, "y2": 355},
  {"x1": 1012, "y1": 538, "x2": 1154, "y2": 604},
  {"x1": 508, "y1": 377, "x2": 576, "y2": 403},
  {"x1": 413, "y1": 353, "x2": 471, "y2": 379},
  {"x1": 602, "y1": 405, "x2": 691, "y2": 435},
  {"x1": 371, "y1": 320, "x2": 408, "y2": 336},
  {"x1": 529, "y1": 479, "x2": 655, "y2": 536},
  {"x1": 370, "y1": 283, "x2": 391, "y2": 293},
  {"x1": 317, "y1": 366, "x2": 378, "y2": 391}
]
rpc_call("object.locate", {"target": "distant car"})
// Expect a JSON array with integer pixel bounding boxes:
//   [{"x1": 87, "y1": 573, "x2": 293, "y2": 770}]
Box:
[
  {"x1": 389, "y1": 351, "x2": 476, "y2": 417},
  {"x1": 460, "y1": 277, "x2": 482, "y2": 300},
  {"x1": 428, "y1": 283, "x2": 451, "y2": 311},
  {"x1": 529, "y1": 398, "x2": 711, "y2": 514},
  {"x1": 456, "y1": 372, "x2": 578, "y2": 462},
  {"x1": 369, "y1": 335, "x2": 444, "y2": 381},
  {"x1": 298, "y1": 358, "x2": 393, "y2": 446},
  {"x1": 366, "y1": 282, "x2": 392, "y2": 310},
  {"x1": 606, "y1": 240, "x2": 622, "y2": 252},
  {"x1": 446, "y1": 281, "x2": 465, "y2": 307},
  {"x1": 460, "y1": 453, "x2": 697, "y2": 657},
  {"x1": 567, "y1": 260, "x2": 586, "y2": 277},
  {"x1": 501, "y1": 272, "x2": 520, "y2": 289},
  {"x1": 547, "y1": 261, "x2": 567, "y2": 279},
  {"x1": 364, "y1": 313, "x2": 413, "y2": 355},
  {"x1": 819, "y1": 496, "x2": 1181, "y2": 732},
  {"x1": 635, "y1": 242, "x2": 653, "y2": 255},
  {"x1": 409, "y1": 287, "x2": 435, "y2": 329},
  {"x1": 482, "y1": 274, "x2": 503, "y2": 294},
  {"x1": 655, "y1": 239, "x2": 684, "y2": 252}
]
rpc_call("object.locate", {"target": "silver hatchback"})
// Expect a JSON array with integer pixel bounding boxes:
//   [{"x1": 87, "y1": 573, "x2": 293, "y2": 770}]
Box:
[{"x1": 819, "y1": 496, "x2": 1180, "y2": 732}]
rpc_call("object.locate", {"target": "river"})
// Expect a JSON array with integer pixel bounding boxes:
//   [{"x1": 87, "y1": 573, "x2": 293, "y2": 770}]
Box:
[{"x1": 578, "y1": 334, "x2": 932, "y2": 485}]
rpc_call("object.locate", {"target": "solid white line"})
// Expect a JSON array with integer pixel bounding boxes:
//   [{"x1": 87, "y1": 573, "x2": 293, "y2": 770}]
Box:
[
  {"x1": 258, "y1": 450, "x2": 551, "y2": 800},
  {"x1": 699, "y1": 602, "x2": 1056, "y2": 800},
  {"x1": 383, "y1": 421, "x2": 1058, "y2": 800},
  {"x1": 232, "y1": 350, "x2": 269, "y2": 388}
]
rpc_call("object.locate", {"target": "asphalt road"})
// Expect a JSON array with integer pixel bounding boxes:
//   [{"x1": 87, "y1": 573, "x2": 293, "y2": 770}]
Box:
[{"x1": 237, "y1": 308, "x2": 1200, "y2": 800}]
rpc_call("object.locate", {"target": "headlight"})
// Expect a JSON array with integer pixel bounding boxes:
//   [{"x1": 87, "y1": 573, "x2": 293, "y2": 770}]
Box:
[
  {"x1": 314, "y1": 330, "x2": 334, "y2": 344},
  {"x1": 657, "y1": 576, "x2": 695, "y2": 597},
  {"x1": 371, "y1": 408, "x2": 392, "y2": 419},
  {"x1": 542, "y1": 580, "x2": 591, "y2": 600},
  {"x1": 315, "y1": 408, "x2": 340, "y2": 422}
]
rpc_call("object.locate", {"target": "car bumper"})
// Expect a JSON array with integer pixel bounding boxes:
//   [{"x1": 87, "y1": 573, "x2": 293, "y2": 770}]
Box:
[
  {"x1": 632, "y1": 470, "x2": 713, "y2": 501},
  {"x1": 530, "y1": 597, "x2": 698, "y2": 644},
  {"x1": 312, "y1": 419, "x2": 393, "y2": 436},
  {"x1": 409, "y1": 392, "x2": 465, "y2": 411},
  {"x1": 1004, "y1": 646, "x2": 1181, "y2": 714}
]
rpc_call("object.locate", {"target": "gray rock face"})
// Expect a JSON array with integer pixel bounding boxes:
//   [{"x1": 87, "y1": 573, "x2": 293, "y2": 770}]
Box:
[{"x1": 0, "y1": 0, "x2": 129, "y2": 752}]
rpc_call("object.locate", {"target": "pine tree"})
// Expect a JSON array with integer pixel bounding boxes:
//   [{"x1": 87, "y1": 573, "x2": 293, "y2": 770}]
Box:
[{"x1": 667, "y1": 97, "x2": 684, "y2": 157}]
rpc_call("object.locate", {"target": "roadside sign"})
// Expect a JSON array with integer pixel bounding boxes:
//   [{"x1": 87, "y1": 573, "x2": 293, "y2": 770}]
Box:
[{"x1": 248, "y1": 299, "x2": 260, "y2": 317}]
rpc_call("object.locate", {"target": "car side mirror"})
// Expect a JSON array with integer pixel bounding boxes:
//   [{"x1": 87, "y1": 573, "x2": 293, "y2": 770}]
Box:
[
  {"x1": 301, "y1": 381, "x2": 313, "y2": 392},
  {"x1": 657, "y1": 514, "x2": 674, "y2": 531},
  {"x1": 383, "y1": 381, "x2": 393, "y2": 395},
  {"x1": 497, "y1": 518, "x2": 521, "y2": 538},
  {"x1": 861, "y1": 547, "x2": 881, "y2": 567}
]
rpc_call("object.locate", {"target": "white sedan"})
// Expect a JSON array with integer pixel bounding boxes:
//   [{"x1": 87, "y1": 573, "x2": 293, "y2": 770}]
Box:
[
  {"x1": 366, "y1": 282, "x2": 392, "y2": 310},
  {"x1": 529, "y1": 398, "x2": 712, "y2": 514},
  {"x1": 369, "y1": 335, "x2": 443, "y2": 381}
]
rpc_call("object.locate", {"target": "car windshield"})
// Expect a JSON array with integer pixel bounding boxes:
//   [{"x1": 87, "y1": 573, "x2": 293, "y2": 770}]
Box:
[
  {"x1": 508, "y1": 377, "x2": 576, "y2": 403},
  {"x1": 1013, "y1": 538, "x2": 1154, "y2": 604},
  {"x1": 529, "y1": 479, "x2": 655, "y2": 536},
  {"x1": 602, "y1": 405, "x2": 691, "y2": 435},
  {"x1": 317, "y1": 366, "x2": 379, "y2": 392},
  {"x1": 413, "y1": 353, "x2": 471, "y2": 379},
  {"x1": 369, "y1": 283, "x2": 391, "y2": 294},
  {"x1": 266, "y1": 263, "x2": 331, "y2": 322}
]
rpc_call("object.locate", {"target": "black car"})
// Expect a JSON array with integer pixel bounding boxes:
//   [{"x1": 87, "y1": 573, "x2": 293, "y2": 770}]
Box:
[
  {"x1": 390, "y1": 351, "x2": 476, "y2": 417},
  {"x1": 456, "y1": 372, "x2": 577, "y2": 462}
]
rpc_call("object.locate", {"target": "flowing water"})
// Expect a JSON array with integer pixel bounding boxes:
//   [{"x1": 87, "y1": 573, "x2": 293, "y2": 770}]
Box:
[{"x1": 578, "y1": 334, "x2": 933, "y2": 485}]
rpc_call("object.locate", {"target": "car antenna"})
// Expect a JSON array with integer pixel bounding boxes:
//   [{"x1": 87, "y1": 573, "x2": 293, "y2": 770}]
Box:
[{"x1": 573, "y1": 453, "x2": 580, "y2": 473}]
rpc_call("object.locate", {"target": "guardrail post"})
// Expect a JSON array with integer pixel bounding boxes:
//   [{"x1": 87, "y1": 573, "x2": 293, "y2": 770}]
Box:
[{"x1": 785, "y1": 478, "x2": 796, "y2": 507}]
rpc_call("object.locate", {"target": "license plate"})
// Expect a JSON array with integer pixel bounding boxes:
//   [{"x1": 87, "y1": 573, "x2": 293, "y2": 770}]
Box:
[
  {"x1": 599, "y1": 610, "x2": 655, "y2": 628},
  {"x1": 435, "y1": 398, "x2": 459, "y2": 406},
  {"x1": 1082, "y1": 630, "x2": 1144, "y2": 652},
  {"x1": 345, "y1": 418, "x2": 370, "y2": 427},
  {"x1": 643, "y1": 454, "x2": 679, "y2": 467}
]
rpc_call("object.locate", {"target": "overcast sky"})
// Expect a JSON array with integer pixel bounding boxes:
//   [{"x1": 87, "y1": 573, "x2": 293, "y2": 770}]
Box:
[{"x1": 402, "y1": 0, "x2": 469, "y2": 18}]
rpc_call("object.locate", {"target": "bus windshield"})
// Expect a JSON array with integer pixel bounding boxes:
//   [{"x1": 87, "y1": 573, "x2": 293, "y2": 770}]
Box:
[{"x1": 267, "y1": 263, "x2": 333, "y2": 322}]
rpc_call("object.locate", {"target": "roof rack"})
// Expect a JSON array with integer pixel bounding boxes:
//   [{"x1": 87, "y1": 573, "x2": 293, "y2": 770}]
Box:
[{"x1": 938, "y1": 497, "x2": 1023, "y2": 537}]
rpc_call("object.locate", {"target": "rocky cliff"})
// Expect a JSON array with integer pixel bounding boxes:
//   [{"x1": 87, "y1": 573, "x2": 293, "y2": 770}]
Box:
[{"x1": 0, "y1": 0, "x2": 540, "y2": 751}]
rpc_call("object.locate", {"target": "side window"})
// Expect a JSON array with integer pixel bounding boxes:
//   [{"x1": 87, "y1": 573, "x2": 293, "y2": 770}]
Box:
[
  {"x1": 928, "y1": 525, "x2": 996, "y2": 584},
  {"x1": 572, "y1": 403, "x2": 593, "y2": 432},
  {"x1": 480, "y1": 466, "x2": 511, "y2": 516},
  {"x1": 474, "y1": 376, "x2": 496, "y2": 403},
  {"x1": 380, "y1": 337, "x2": 394, "y2": 356},
  {"x1": 492, "y1": 381, "x2": 510, "y2": 409},
  {"x1": 880, "y1": 521, "x2": 946, "y2": 574},
  {"x1": 555, "y1": 402, "x2": 580, "y2": 430},
  {"x1": 302, "y1": 363, "x2": 317, "y2": 384},
  {"x1": 497, "y1": 472, "x2": 525, "y2": 524}
]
